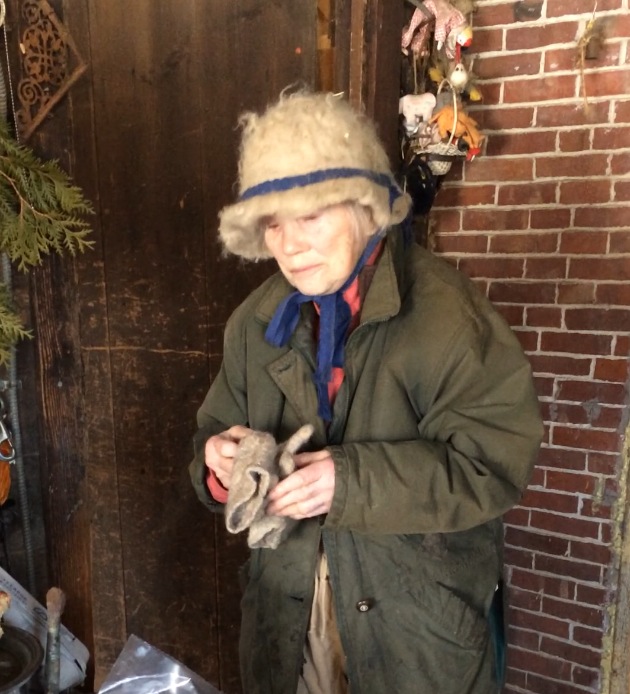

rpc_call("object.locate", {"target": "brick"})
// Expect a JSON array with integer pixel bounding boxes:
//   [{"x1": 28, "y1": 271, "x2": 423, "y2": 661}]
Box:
[
  {"x1": 560, "y1": 180, "x2": 612, "y2": 205},
  {"x1": 510, "y1": 611, "x2": 570, "y2": 641},
  {"x1": 529, "y1": 510, "x2": 599, "y2": 540},
  {"x1": 559, "y1": 232, "x2": 608, "y2": 255},
  {"x1": 545, "y1": 470, "x2": 596, "y2": 495},
  {"x1": 507, "y1": 626, "x2": 540, "y2": 652},
  {"x1": 495, "y1": 303, "x2": 525, "y2": 326},
  {"x1": 549, "y1": 402, "x2": 624, "y2": 430},
  {"x1": 522, "y1": 672, "x2": 585, "y2": 694},
  {"x1": 475, "y1": 52, "x2": 542, "y2": 80},
  {"x1": 432, "y1": 234, "x2": 488, "y2": 254},
  {"x1": 525, "y1": 306, "x2": 562, "y2": 328},
  {"x1": 434, "y1": 184, "x2": 496, "y2": 207},
  {"x1": 565, "y1": 307, "x2": 630, "y2": 332},
  {"x1": 570, "y1": 540, "x2": 611, "y2": 566},
  {"x1": 583, "y1": 70, "x2": 630, "y2": 98},
  {"x1": 486, "y1": 131, "x2": 557, "y2": 156},
  {"x1": 529, "y1": 466, "x2": 546, "y2": 488},
  {"x1": 573, "y1": 625, "x2": 604, "y2": 650},
  {"x1": 615, "y1": 100, "x2": 630, "y2": 123},
  {"x1": 557, "y1": 282, "x2": 597, "y2": 305},
  {"x1": 472, "y1": 107, "x2": 534, "y2": 132},
  {"x1": 575, "y1": 584, "x2": 607, "y2": 609},
  {"x1": 541, "y1": 596, "x2": 603, "y2": 628},
  {"x1": 474, "y1": 3, "x2": 516, "y2": 28},
  {"x1": 537, "y1": 554, "x2": 602, "y2": 584},
  {"x1": 504, "y1": 545, "x2": 535, "y2": 570},
  {"x1": 514, "y1": 328, "x2": 539, "y2": 352},
  {"x1": 572, "y1": 666, "x2": 600, "y2": 689},
  {"x1": 511, "y1": 567, "x2": 576, "y2": 601},
  {"x1": 615, "y1": 180, "x2": 630, "y2": 201},
  {"x1": 525, "y1": 257, "x2": 567, "y2": 280},
  {"x1": 545, "y1": 45, "x2": 621, "y2": 72},
  {"x1": 508, "y1": 642, "x2": 572, "y2": 679},
  {"x1": 529, "y1": 354, "x2": 591, "y2": 376},
  {"x1": 463, "y1": 156, "x2": 533, "y2": 182},
  {"x1": 463, "y1": 208, "x2": 529, "y2": 231},
  {"x1": 595, "y1": 284, "x2": 630, "y2": 306},
  {"x1": 490, "y1": 231, "x2": 558, "y2": 252},
  {"x1": 521, "y1": 489, "x2": 579, "y2": 514},
  {"x1": 605, "y1": 12, "x2": 630, "y2": 40},
  {"x1": 593, "y1": 358, "x2": 630, "y2": 382},
  {"x1": 587, "y1": 452, "x2": 620, "y2": 476},
  {"x1": 540, "y1": 636, "x2": 602, "y2": 669},
  {"x1": 505, "y1": 23, "x2": 579, "y2": 51},
  {"x1": 537, "y1": 447, "x2": 587, "y2": 471},
  {"x1": 537, "y1": 153, "x2": 608, "y2": 179},
  {"x1": 505, "y1": 505, "x2": 530, "y2": 527},
  {"x1": 540, "y1": 331, "x2": 612, "y2": 355},
  {"x1": 581, "y1": 498, "x2": 613, "y2": 520},
  {"x1": 506, "y1": 526, "x2": 570, "y2": 556},
  {"x1": 611, "y1": 151, "x2": 630, "y2": 175},
  {"x1": 504, "y1": 75, "x2": 577, "y2": 104},
  {"x1": 593, "y1": 125, "x2": 630, "y2": 150},
  {"x1": 574, "y1": 205, "x2": 630, "y2": 228},
  {"x1": 547, "y1": 0, "x2": 622, "y2": 15},
  {"x1": 489, "y1": 280, "x2": 556, "y2": 304},
  {"x1": 430, "y1": 208, "x2": 461, "y2": 233},
  {"x1": 471, "y1": 27, "x2": 504, "y2": 53},
  {"x1": 499, "y1": 182, "x2": 557, "y2": 206},
  {"x1": 570, "y1": 257, "x2": 630, "y2": 280},
  {"x1": 537, "y1": 101, "x2": 610, "y2": 128},
  {"x1": 610, "y1": 234, "x2": 630, "y2": 254},
  {"x1": 510, "y1": 586, "x2": 543, "y2": 612},
  {"x1": 534, "y1": 375, "x2": 555, "y2": 397},
  {"x1": 459, "y1": 256, "x2": 524, "y2": 278},
  {"x1": 552, "y1": 426, "x2": 622, "y2": 452},
  {"x1": 559, "y1": 129, "x2": 592, "y2": 153},
  {"x1": 476, "y1": 81, "x2": 501, "y2": 106},
  {"x1": 530, "y1": 208, "x2": 571, "y2": 231},
  {"x1": 554, "y1": 378, "x2": 626, "y2": 405},
  {"x1": 614, "y1": 335, "x2": 630, "y2": 356}
]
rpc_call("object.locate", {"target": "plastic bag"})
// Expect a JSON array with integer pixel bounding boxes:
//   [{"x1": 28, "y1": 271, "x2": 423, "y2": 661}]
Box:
[{"x1": 97, "y1": 634, "x2": 223, "y2": 694}]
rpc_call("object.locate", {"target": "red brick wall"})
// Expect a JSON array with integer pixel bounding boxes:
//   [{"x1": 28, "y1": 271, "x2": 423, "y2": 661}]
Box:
[{"x1": 429, "y1": 1, "x2": 630, "y2": 692}]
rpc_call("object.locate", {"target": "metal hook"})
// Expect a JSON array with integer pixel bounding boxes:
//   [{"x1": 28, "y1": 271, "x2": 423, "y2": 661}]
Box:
[{"x1": 0, "y1": 421, "x2": 14, "y2": 462}]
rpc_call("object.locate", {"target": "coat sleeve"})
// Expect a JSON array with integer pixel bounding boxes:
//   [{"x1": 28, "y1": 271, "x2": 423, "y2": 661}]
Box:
[
  {"x1": 188, "y1": 315, "x2": 249, "y2": 511},
  {"x1": 324, "y1": 305, "x2": 544, "y2": 535}
]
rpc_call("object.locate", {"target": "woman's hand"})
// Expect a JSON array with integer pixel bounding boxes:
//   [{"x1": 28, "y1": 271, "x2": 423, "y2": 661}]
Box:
[
  {"x1": 266, "y1": 449, "x2": 336, "y2": 519},
  {"x1": 204, "y1": 425, "x2": 252, "y2": 490}
]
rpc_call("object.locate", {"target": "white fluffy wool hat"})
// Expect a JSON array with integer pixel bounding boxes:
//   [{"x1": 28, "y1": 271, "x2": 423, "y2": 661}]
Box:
[{"x1": 218, "y1": 91, "x2": 412, "y2": 260}]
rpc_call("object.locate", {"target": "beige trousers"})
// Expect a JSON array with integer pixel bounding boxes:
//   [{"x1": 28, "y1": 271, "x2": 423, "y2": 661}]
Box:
[{"x1": 296, "y1": 552, "x2": 349, "y2": 694}]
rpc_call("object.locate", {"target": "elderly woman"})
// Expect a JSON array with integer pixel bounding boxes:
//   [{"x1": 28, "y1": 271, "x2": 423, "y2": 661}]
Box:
[{"x1": 189, "y1": 91, "x2": 543, "y2": 694}]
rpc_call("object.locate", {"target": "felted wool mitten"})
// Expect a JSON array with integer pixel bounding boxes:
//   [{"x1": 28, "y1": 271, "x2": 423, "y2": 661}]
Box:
[{"x1": 225, "y1": 424, "x2": 314, "y2": 549}]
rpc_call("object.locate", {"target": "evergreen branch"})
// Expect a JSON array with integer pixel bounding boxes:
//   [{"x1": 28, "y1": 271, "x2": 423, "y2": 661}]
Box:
[{"x1": 0, "y1": 119, "x2": 95, "y2": 352}]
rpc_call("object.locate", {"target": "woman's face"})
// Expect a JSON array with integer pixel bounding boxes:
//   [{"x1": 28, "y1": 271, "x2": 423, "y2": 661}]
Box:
[{"x1": 263, "y1": 204, "x2": 368, "y2": 296}]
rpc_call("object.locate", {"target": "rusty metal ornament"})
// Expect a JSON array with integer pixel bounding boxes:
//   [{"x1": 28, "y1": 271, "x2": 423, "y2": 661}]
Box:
[{"x1": 15, "y1": 0, "x2": 87, "y2": 140}]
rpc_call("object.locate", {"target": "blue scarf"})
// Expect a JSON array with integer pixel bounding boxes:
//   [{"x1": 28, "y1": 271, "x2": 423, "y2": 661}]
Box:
[
  {"x1": 264, "y1": 233, "x2": 383, "y2": 421},
  {"x1": 241, "y1": 167, "x2": 407, "y2": 421}
]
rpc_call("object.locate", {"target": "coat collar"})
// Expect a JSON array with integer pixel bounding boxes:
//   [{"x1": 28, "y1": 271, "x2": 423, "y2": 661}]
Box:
[{"x1": 254, "y1": 227, "x2": 404, "y2": 327}]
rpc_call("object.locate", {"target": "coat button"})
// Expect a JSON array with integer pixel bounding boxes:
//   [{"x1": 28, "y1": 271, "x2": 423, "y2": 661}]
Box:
[{"x1": 356, "y1": 599, "x2": 373, "y2": 612}]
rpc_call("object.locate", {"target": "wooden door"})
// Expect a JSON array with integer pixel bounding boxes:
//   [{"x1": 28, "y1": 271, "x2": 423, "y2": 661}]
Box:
[
  {"x1": 19, "y1": 1, "x2": 316, "y2": 691},
  {"x1": 9, "y1": 0, "x2": 403, "y2": 691}
]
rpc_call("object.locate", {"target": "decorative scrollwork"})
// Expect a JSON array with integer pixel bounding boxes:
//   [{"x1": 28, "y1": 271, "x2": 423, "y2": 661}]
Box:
[{"x1": 15, "y1": 0, "x2": 87, "y2": 140}]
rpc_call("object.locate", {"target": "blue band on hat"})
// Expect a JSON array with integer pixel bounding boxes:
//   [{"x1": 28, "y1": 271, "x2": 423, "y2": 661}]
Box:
[{"x1": 239, "y1": 167, "x2": 403, "y2": 209}]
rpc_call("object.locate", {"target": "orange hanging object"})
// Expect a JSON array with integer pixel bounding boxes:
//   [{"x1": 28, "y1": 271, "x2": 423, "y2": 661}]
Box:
[{"x1": 0, "y1": 460, "x2": 11, "y2": 506}]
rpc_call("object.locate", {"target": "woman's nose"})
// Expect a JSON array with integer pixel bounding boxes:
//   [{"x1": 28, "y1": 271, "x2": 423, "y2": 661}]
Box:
[{"x1": 280, "y1": 220, "x2": 308, "y2": 255}]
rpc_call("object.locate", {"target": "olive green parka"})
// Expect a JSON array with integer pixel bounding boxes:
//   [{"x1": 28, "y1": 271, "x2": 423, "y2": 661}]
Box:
[{"x1": 190, "y1": 229, "x2": 543, "y2": 694}]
